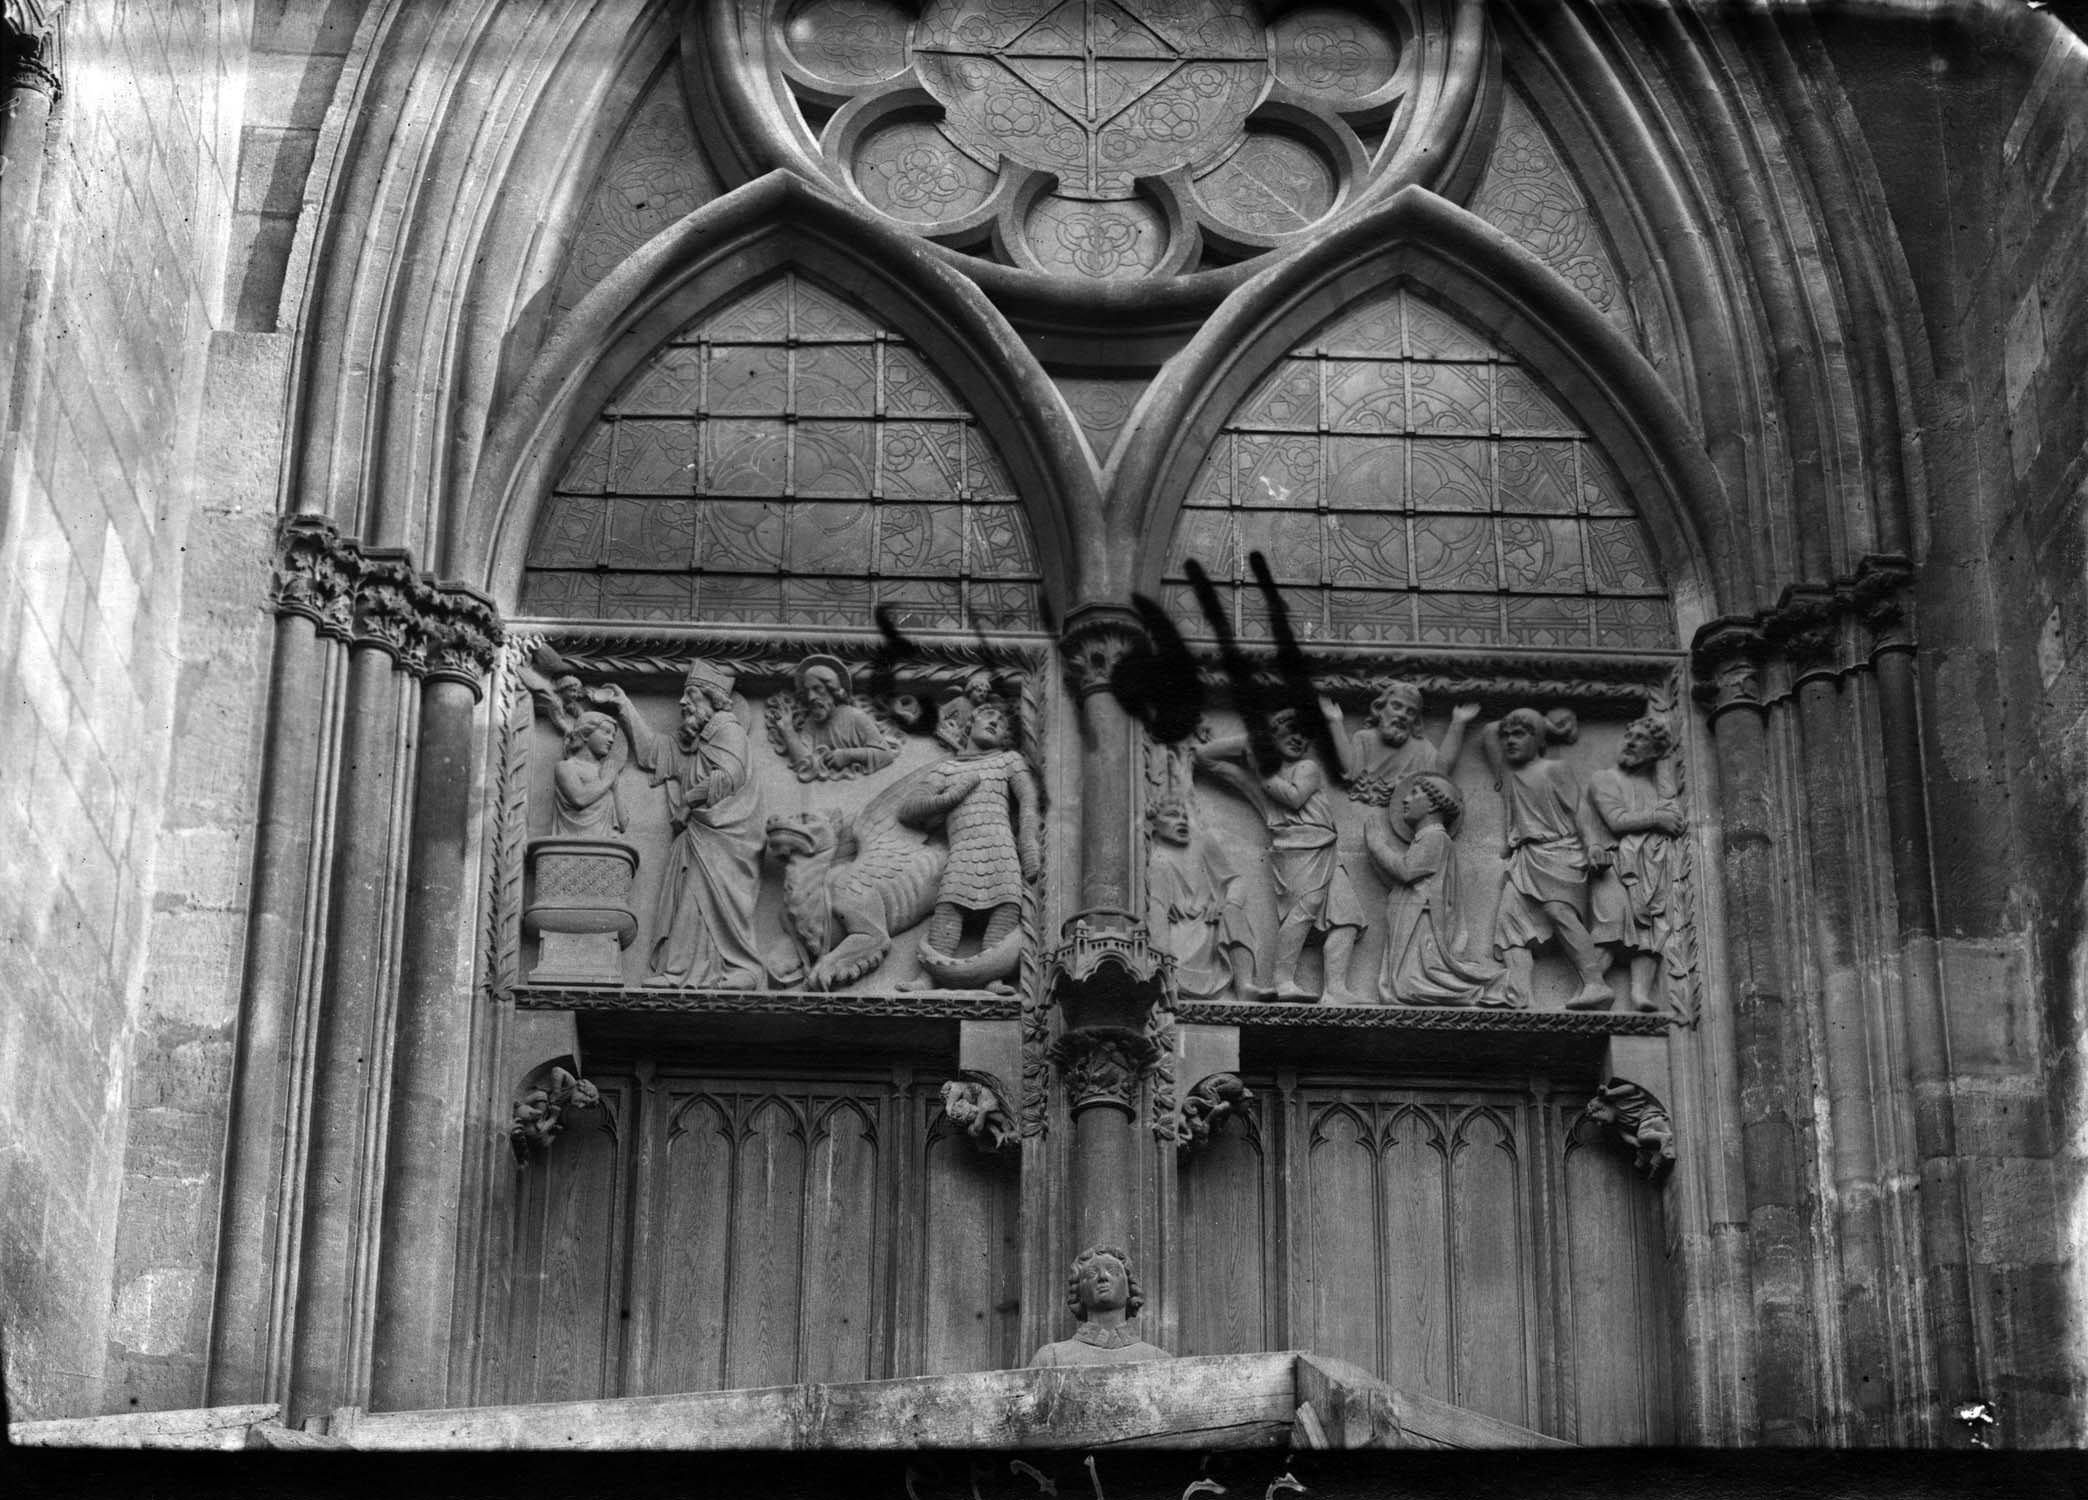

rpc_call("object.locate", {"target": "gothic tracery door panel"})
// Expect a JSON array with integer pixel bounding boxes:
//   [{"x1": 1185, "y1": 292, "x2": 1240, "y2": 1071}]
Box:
[
  {"x1": 499, "y1": 1067, "x2": 1018, "y2": 1399},
  {"x1": 1176, "y1": 1076, "x2": 1676, "y2": 1444}
]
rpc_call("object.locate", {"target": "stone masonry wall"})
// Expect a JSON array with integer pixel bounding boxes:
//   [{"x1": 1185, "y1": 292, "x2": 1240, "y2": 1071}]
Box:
[
  {"x1": 1823, "y1": 5, "x2": 2088, "y2": 1445},
  {"x1": 0, "y1": 0, "x2": 249, "y2": 1420},
  {"x1": 100, "y1": 0, "x2": 367, "y2": 1414}
]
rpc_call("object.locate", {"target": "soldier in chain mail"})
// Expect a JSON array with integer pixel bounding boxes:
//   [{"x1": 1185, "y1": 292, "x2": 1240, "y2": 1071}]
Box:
[{"x1": 900, "y1": 700, "x2": 1040, "y2": 987}]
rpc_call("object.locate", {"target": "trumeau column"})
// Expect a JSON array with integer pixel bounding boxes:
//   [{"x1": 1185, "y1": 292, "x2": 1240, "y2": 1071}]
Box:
[
  {"x1": 1049, "y1": 607, "x2": 1170, "y2": 1261},
  {"x1": 210, "y1": 517, "x2": 503, "y2": 1424}
]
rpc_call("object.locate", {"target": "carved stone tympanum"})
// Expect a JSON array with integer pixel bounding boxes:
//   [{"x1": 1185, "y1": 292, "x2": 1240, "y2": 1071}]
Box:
[{"x1": 1027, "y1": 1244, "x2": 1171, "y2": 1368}]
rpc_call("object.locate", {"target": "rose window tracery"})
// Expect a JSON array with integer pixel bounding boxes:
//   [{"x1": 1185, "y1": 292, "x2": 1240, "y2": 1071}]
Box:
[{"x1": 690, "y1": 0, "x2": 1491, "y2": 317}]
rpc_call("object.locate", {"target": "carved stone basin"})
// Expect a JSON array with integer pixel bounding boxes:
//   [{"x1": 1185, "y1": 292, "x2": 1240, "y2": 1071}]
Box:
[{"x1": 524, "y1": 838, "x2": 639, "y2": 983}]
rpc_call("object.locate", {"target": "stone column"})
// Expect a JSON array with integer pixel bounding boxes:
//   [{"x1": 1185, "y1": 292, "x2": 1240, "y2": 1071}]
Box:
[
  {"x1": 1690, "y1": 619, "x2": 1819, "y2": 1445},
  {"x1": 283, "y1": 551, "x2": 429, "y2": 1426},
  {"x1": 368, "y1": 585, "x2": 501, "y2": 1412},
  {"x1": 1049, "y1": 608, "x2": 1170, "y2": 1262},
  {"x1": 0, "y1": 19, "x2": 60, "y2": 513},
  {"x1": 208, "y1": 519, "x2": 358, "y2": 1405}
]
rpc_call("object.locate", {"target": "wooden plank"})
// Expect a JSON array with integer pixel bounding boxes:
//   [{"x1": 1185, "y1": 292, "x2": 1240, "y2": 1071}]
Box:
[
  {"x1": 333, "y1": 1351, "x2": 1296, "y2": 1451},
  {"x1": 9, "y1": 1403, "x2": 281, "y2": 1449},
  {"x1": 1387, "y1": 1385, "x2": 1574, "y2": 1448}
]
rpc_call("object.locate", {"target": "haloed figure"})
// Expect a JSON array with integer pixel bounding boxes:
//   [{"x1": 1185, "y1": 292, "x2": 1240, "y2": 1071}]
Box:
[{"x1": 1027, "y1": 1245, "x2": 1171, "y2": 1367}]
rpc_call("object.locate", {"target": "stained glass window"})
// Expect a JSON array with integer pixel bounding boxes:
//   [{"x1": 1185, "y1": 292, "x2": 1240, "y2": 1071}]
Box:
[
  {"x1": 520, "y1": 274, "x2": 1042, "y2": 633},
  {"x1": 1162, "y1": 290, "x2": 1672, "y2": 650}
]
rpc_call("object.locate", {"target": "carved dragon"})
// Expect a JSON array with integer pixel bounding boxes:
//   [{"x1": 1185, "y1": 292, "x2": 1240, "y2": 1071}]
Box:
[{"x1": 764, "y1": 765, "x2": 949, "y2": 991}]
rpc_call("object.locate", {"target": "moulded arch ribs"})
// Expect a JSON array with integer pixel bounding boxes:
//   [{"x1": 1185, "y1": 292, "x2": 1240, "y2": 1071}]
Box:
[
  {"x1": 1111, "y1": 185, "x2": 1747, "y2": 624},
  {"x1": 467, "y1": 171, "x2": 1101, "y2": 623},
  {"x1": 682, "y1": 0, "x2": 825, "y2": 191}
]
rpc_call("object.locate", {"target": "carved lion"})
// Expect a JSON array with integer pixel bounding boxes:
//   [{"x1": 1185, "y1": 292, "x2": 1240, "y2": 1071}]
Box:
[{"x1": 764, "y1": 766, "x2": 950, "y2": 991}]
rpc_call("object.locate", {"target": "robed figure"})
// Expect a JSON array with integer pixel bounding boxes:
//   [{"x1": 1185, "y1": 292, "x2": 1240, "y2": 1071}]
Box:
[
  {"x1": 1363, "y1": 773, "x2": 1507, "y2": 1007},
  {"x1": 602, "y1": 662, "x2": 765, "y2": 990}
]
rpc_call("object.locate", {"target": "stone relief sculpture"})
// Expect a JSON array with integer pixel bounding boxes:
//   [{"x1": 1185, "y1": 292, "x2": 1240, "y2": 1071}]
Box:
[
  {"x1": 1145, "y1": 781, "x2": 1265, "y2": 1005},
  {"x1": 1177, "y1": 1073, "x2": 1254, "y2": 1155},
  {"x1": 898, "y1": 700, "x2": 1040, "y2": 993},
  {"x1": 1363, "y1": 773, "x2": 1509, "y2": 1008},
  {"x1": 764, "y1": 778, "x2": 947, "y2": 992},
  {"x1": 1027, "y1": 1244, "x2": 1171, "y2": 1368},
  {"x1": 1195, "y1": 704, "x2": 1364, "y2": 1003},
  {"x1": 932, "y1": 669, "x2": 999, "y2": 752},
  {"x1": 519, "y1": 653, "x2": 640, "y2": 985},
  {"x1": 765, "y1": 653, "x2": 900, "y2": 781},
  {"x1": 1479, "y1": 708, "x2": 1614, "y2": 1010},
  {"x1": 550, "y1": 710, "x2": 628, "y2": 837},
  {"x1": 940, "y1": 1070, "x2": 1018, "y2": 1154},
  {"x1": 1587, "y1": 713, "x2": 1688, "y2": 1014},
  {"x1": 600, "y1": 663, "x2": 766, "y2": 990},
  {"x1": 508, "y1": 1066, "x2": 602, "y2": 1164},
  {"x1": 1581, "y1": 1077, "x2": 1678, "y2": 1185},
  {"x1": 1324, "y1": 680, "x2": 1480, "y2": 807}
]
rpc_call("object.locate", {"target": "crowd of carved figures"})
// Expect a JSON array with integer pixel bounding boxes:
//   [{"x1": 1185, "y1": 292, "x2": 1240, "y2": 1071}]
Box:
[
  {"x1": 520, "y1": 649, "x2": 1040, "y2": 994},
  {"x1": 1147, "y1": 680, "x2": 1691, "y2": 1013}
]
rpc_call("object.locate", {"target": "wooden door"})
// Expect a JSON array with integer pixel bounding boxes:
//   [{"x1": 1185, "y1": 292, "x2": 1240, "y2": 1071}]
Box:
[
  {"x1": 1176, "y1": 1074, "x2": 1677, "y2": 1443},
  {"x1": 498, "y1": 1064, "x2": 1020, "y2": 1400}
]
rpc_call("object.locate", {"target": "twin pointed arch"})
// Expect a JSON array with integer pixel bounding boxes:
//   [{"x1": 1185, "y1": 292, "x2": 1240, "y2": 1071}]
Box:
[
  {"x1": 468, "y1": 172, "x2": 1101, "y2": 619},
  {"x1": 1105, "y1": 186, "x2": 1747, "y2": 630}
]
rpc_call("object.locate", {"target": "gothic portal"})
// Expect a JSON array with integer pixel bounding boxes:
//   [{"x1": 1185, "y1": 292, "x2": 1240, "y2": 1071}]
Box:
[{"x1": 2, "y1": 0, "x2": 2086, "y2": 1454}]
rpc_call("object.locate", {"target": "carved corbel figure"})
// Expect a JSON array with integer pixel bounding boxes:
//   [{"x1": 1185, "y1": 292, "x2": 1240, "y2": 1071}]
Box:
[
  {"x1": 766, "y1": 654, "x2": 900, "y2": 781},
  {"x1": 940, "y1": 1070, "x2": 1018, "y2": 1154},
  {"x1": 1580, "y1": 1076, "x2": 1677, "y2": 1185},
  {"x1": 1176, "y1": 1073, "x2": 1253, "y2": 1156},
  {"x1": 1026, "y1": 1245, "x2": 1171, "y2": 1368},
  {"x1": 509, "y1": 1066, "x2": 603, "y2": 1164}
]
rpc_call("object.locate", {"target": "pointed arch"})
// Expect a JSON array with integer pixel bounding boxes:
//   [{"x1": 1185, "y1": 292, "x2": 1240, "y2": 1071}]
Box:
[
  {"x1": 467, "y1": 172, "x2": 1098, "y2": 618},
  {"x1": 1110, "y1": 186, "x2": 1747, "y2": 628}
]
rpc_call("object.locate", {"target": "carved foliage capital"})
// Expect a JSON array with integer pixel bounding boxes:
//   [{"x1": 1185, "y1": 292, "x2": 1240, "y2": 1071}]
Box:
[
  {"x1": 272, "y1": 519, "x2": 504, "y2": 687},
  {"x1": 351, "y1": 552, "x2": 433, "y2": 664},
  {"x1": 424, "y1": 587, "x2": 505, "y2": 693},
  {"x1": 1692, "y1": 553, "x2": 1917, "y2": 709},
  {"x1": 272, "y1": 517, "x2": 359, "y2": 637},
  {"x1": 1048, "y1": 1026, "x2": 1158, "y2": 1115},
  {"x1": 4, "y1": 14, "x2": 59, "y2": 97}
]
